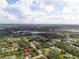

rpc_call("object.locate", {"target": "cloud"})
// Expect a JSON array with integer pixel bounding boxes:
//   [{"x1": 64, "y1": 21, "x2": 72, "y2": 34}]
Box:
[
  {"x1": 0, "y1": 0, "x2": 8, "y2": 8},
  {"x1": 0, "y1": 0, "x2": 79, "y2": 24}
]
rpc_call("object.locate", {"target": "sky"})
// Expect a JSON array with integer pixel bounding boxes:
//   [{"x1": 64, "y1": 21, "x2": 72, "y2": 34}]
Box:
[{"x1": 0, "y1": 0, "x2": 79, "y2": 24}]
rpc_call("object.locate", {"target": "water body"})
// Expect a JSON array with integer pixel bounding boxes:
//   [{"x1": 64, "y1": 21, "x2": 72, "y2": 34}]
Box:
[{"x1": 0, "y1": 24, "x2": 79, "y2": 31}]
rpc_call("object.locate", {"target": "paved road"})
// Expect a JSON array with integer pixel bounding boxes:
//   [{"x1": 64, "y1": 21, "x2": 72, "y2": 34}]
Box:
[{"x1": 24, "y1": 38, "x2": 48, "y2": 59}]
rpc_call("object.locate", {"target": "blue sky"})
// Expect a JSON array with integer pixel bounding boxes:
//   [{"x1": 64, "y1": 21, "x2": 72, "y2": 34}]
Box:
[
  {"x1": 0, "y1": 0, "x2": 79, "y2": 24},
  {"x1": 7, "y1": 0, "x2": 19, "y2": 4}
]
